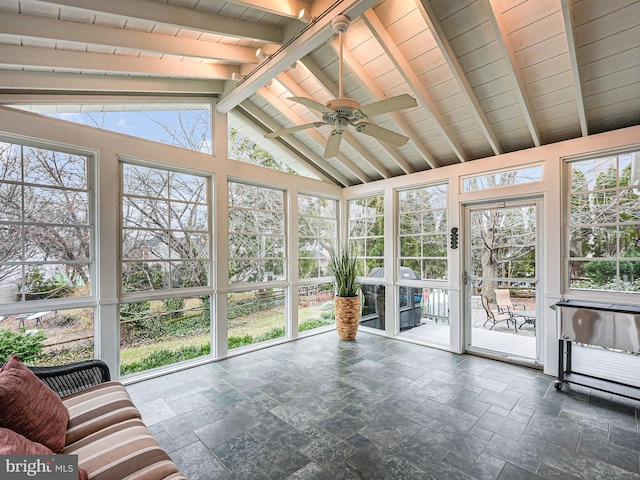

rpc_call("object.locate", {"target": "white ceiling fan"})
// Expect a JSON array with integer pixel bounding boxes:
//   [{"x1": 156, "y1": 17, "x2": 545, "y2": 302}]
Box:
[{"x1": 264, "y1": 15, "x2": 418, "y2": 158}]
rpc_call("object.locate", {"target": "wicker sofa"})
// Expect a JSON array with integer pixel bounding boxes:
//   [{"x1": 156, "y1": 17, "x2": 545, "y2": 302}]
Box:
[{"x1": 26, "y1": 359, "x2": 186, "y2": 480}]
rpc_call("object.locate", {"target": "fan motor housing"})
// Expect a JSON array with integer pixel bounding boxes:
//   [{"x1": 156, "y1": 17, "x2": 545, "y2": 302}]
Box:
[{"x1": 326, "y1": 97, "x2": 360, "y2": 118}]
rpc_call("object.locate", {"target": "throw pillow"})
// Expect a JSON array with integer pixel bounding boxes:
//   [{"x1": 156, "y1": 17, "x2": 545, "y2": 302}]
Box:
[
  {"x1": 0, "y1": 427, "x2": 89, "y2": 480},
  {"x1": 0, "y1": 354, "x2": 69, "y2": 453}
]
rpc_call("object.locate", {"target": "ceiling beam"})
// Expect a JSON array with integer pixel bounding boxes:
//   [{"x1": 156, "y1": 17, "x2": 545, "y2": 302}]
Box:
[
  {"x1": 486, "y1": 0, "x2": 541, "y2": 147},
  {"x1": 275, "y1": 69, "x2": 392, "y2": 179},
  {"x1": 298, "y1": 54, "x2": 414, "y2": 175},
  {"x1": 30, "y1": 0, "x2": 282, "y2": 44},
  {"x1": 0, "y1": 12, "x2": 258, "y2": 64},
  {"x1": 216, "y1": 0, "x2": 380, "y2": 113},
  {"x1": 223, "y1": 0, "x2": 307, "y2": 19},
  {"x1": 416, "y1": 0, "x2": 502, "y2": 156},
  {"x1": 0, "y1": 45, "x2": 238, "y2": 80},
  {"x1": 561, "y1": 0, "x2": 589, "y2": 137},
  {"x1": 238, "y1": 101, "x2": 352, "y2": 186},
  {"x1": 258, "y1": 87, "x2": 371, "y2": 184},
  {"x1": 362, "y1": 10, "x2": 467, "y2": 163},
  {"x1": 0, "y1": 71, "x2": 224, "y2": 95},
  {"x1": 328, "y1": 39, "x2": 435, "y2": 170},
  {"x1": 299, "y1": 55, "x2": 339, "y2": 98}
]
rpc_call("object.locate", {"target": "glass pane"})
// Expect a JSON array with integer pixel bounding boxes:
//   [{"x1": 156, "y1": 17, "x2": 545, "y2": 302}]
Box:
[
  {"x1": 570, "y1": 156, "x2": 617, "y2": 192},
  {"x1": 0, "y1": 183, "x2": 21, "y2": 221},
  {"x1": 0, "y1": 142, "x2": 21, "y2": 182},
  {"x1": 423, "y1": 259, "x2": 448, "y2": 280},
  {"x1": 122, "y1": 229, "x2": 168, "y2": 260},
  {"x1": 349, "y1": 218, "x2": 366, "y2": 237},
  {"x1": 422, "y1": 235, "x2": 447, "y2": 257},
  {"x1": 170, "y1": 202, "x2": 208, "y2": 231},
  {"x1": 21, "y1": 264, "x2": 90, "y2": 300},
  {"x1": 227, "y1": 289, "x2": 285, "y2": 350},
  {"x1": 298, "y1": 283, "x2": 335, "y2": 333},
  {"x1": 25, "y1": 226, "x2": 90, "y2": 262},
  {"x1": 619, "y1": 188, "x2": 640, "y2": 222},
  {"x1": 399, "y1": 212, "x2": 421, "y2": 234},
  {"x1": 122, "y1": 197, "x2": 169, "y2": 229},
  {"x1": 24, "y1": 187, "x2": 89, "y2": 225},
  {"x1": 463, "y1": 165, "x2": 543, "y2": 192},
  {"x1": 23, "y1": 148, "x2": 87, "y2": 189},
  {"x1": 0, "y1": 224, "x2": 22, "y2": 262},
  {"x1": 123, "y1": 164, "x2": 168, "y2": 197},
  {"x1": 170, "y1": 172, "x2": 206, "y2": 203},
  {"x1": 121, "y1": 261, "x2": 169, "y2": 292},
  {"x1": 361, "y1": 283, "x2": 384, "y2": 330},
  {"x1": 120, "y1": 296, "x2": 210, "y2": 376},
  {"x1": 170, "y1": 232, "x2": 209, "y2": 260},
  {"x1": 0, "y1": 307, "x2": 94, "y2": 366},
  {"x1": 620, "y1": 226, "x2": 640, "y2": 257},
  {"x1": 400, "y1": 235, "x2": 420, "y2": 257},
  {"x1": 171, "y1": 261, "x2": 208, "y2": 288},
  {"x1": 569, "y1": 260, "x2": 618, "y2": 290}
]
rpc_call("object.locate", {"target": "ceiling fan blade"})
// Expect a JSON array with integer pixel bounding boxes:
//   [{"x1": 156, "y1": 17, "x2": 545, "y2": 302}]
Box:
[
  {"x1": 323, "y1": 130, "x2": 343, "y2": 158},
  {"x1": 356, "y1": 122, "x2": 410, "y2": 147},
  {"x1": 357, "y1": 94, "x2": 417, "y2": 117},
  {"x1": 289, "y1": 97, "x2": 335, "y2": 115},
  {"x1": 264, "y1": 122, "x2": 325, "y2": 138}
]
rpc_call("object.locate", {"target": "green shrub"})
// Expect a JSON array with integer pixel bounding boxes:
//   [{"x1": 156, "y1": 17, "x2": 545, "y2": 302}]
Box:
[
  {"x1": 120, "y1": 344, "x2": 210, "y2": 376},
  {"x1": 228, "y1": 334, "x2": 254, "y2": 350},
  {"x1": 299, "y1": 318, "x2": 333, "y2": 332},
  {"x1": 0, "y1": 328, "x2": 46, "y2": 364}
]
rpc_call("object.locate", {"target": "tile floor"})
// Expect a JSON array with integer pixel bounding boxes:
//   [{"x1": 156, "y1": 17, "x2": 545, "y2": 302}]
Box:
[{"x1": 126, "y1": 331, "x2": 640, "y2": 480}]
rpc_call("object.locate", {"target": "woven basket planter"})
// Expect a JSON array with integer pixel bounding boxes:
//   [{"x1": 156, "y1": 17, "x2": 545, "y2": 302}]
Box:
[{"x1": 335, "y1": 295, "x2": 360, "y2": 341}]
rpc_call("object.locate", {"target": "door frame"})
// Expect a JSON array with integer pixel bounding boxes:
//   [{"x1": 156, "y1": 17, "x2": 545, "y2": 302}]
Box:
[{"x1": 462, "y1": 197, "x2": 544, "y2": 366}]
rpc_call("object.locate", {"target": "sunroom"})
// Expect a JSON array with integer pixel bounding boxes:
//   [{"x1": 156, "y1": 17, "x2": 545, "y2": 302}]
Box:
[{"x1": 0, "y1": 1, "x2": 639, "y2": 477}]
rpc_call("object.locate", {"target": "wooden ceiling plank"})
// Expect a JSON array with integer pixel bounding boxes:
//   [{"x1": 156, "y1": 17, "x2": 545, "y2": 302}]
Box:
[
  {"x1": 216, "y1": 0, "x2": 380, "y2": 114},
  {"x1": 328, "y1": 39, "x2": 430, "y2": 171},
  {"x1": 281, "y1": 60, "x2": 394, "y2": 178},
  {"x1": 0, "y1": 70, "x2": 224, "y2": 94},
  {"x1": 258, "y1": 86, "x2": 371, "y2": 184},
  {"x1": 30, "y1": 0, "x2": 283, "y2": 43},
  {"x1": 416, "y1": 0, "x2": 503, "y2": 156},
  {"x1": 238, "y1": 101, "x2": 351, "y2": 186},
  {"x1": 485, "y1": 0, "x2": 542, "y2": 147},
  {"x1": 0, "y1": 44, "x2": 238, "y2": 79},
  {"x1": 224, "y1": 0, "x2": 306, "y2": 19},
  {"x1": 362, "y1": 9, "x2": 467, "y2": 163},
  {"x1": 0, "y1": 12, "x2": 258, "y2": 64}
]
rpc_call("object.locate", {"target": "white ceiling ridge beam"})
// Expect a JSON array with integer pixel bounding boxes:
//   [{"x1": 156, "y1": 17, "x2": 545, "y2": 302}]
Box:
[
  {"x1": 362, "y1": 10, "x2": 467, "y2": 163},
  {"x1": 486, "y1": 0, "x2": 541, "y2": 147},
  {"x1": 258, "y1": 87, "x2": 371, "y2": 183},
  {"x1": 224, "y1": 0, "x2": 307, "y2": 19},
  {"x1": 216, "y1": 0, "x2": 380, "y2": 113},
  {"x1": 328, "y1": 39, "x2": 434, "y2": 170},
  {"x1": 416, "y1": 0, "x2": 502, "y2": 156},
  {"x1": 30, "y1": 0, "x2": 283, "y2": 44},
  {"x1": 0, "y1": 12, "x2": 258, "y2": 64},
  {"x1": 299, "y1": 55, "x2": 339, "y2": 98},
  {"x1": 0, "y1": 70, "x2": 224, "y2": 94},
  {"x1": 295, "y1": 55, "x2": 412, "y2": 175},
  {"x1": 275, "y1": 70, "x2": 392, "y2": 179},
  {"x1": 0, "y1": 45, "x2": 238, "y2": 80},
  {"x1": 238, "y1": 101, "x2": 352, "y2": 186},
  {"x1": 561, "y1": 0, "x2": 589, "y2": 137}
]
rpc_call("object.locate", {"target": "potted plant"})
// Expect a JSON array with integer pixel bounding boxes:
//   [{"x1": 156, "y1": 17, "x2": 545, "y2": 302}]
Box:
[{"x1": 328, "y1": 245, "x2": 360, "y2": 340}]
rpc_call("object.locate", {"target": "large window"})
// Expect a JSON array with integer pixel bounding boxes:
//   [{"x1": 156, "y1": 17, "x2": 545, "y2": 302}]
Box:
[
  {"x1": 398, "y1": 184, "x2": 448, "y2": 280},
  {"x1": 567, "y1": 151, "x2": 640, "y2": 293},
  {"x1": 0, "y1": 141, "x2": 93, "y2": 303},
  {"x1": 298, "y1": 194, "x2": 337, "y2": 279},
  {"x1": 348, "y1": 195, "x2": 384, "y2": 277},
  {"x1": 120, "y1": 163, "x2": 211, "y2": 376},
  {"x1": 121, "y1": 163, "x2": 210, "y2": 293},
  {"x1": 228, "y1": 182, "x2": 286, "y2": 284}
]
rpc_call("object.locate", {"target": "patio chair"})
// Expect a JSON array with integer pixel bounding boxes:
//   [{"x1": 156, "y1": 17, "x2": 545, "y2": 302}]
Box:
[
  {"x1": 481, "y1": 295, "x2": 517, "y2": 332},
  {"x1": 493, "y1": 289, "x2": 526, "y2": 314}
]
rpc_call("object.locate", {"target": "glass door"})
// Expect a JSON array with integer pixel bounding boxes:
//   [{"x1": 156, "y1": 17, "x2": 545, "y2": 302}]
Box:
[{"x1": 464, "y1": 200, "x2": 540, "y2": 363}]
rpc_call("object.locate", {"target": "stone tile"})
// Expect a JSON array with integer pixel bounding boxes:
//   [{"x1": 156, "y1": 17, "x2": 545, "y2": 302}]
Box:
[
  {"x1": 416, "y1": 379, "x2": 461, "y2": 403},
  {"x1": 413, "y1": 399, "x2": 480, "y2": 432},
  {"x1": 476, "y1": 389, "x2": 521, "y2": 411},
  {"x1": 254, "y1": 444, "x2": 312, "y2": 479},
  {"x1": 212, "y1": 432, "x2": 264, "y2": 469},
  {"x1": 358, "y1": 413, "x2": 418, "y2": 449},
  {"x1": 347, "y1": 443, "x2": 428, "y2": 479},
  {"x1": 345, "y1": 433, "x2": 370, "y2": 449},
  {"x1": 285, "y1": 462, "x2": 333, "y2": 480},
  {"x1": 496, "y1": 463, "x2": 544, "y2": 480},
  {"x1": 137, "y1": 398, "x2": 177, "y2": 425},
  {"x1": 317, "y1": 411, "x2": 367, "y2": 440},
  {"x1": 161, "y1": 410, "x2": 210, "y2": 440},
  {"x1": 477, "y1": 412, "x2": 526, "y2": 441},
  {"x1": 577, "y1": 426, "x2": 640, "y2": 473},
  {"x1": 300, "y1": 435, "x2": 358, "y2": 472},
  {"x1": 483, "y1": 433, "x2": 547, "y2": 473},
  {"x1": 169, "y1": 440, "x2": 227, "y2": 480},
  {"x1": 609, "y1": 425, "x2": 640, "y2": 452},
  {"x1": 427, "y1": 462, "x2": 476, "y2": 480},
  {"x1": 443, "y1": 450, "x2": 475, "y2": 472},
  {"x1": 467, "y1": 452, "x2": 505, "y2": 480},
  {"x1": 445, "y1": 394, "x2": 491, "y2": 418},
  {"x1": 194, "y1": 408, "x2": 259, "y2": 448},
  {"x1": 433, "y1": 425, "x2": 488, "y2": 461},
  {"x1": 524, "y1": 411, "x2": 582, "y2": 449},
  {"x1": 507, "y1": 405, "x2": 535, "y2": 425}
]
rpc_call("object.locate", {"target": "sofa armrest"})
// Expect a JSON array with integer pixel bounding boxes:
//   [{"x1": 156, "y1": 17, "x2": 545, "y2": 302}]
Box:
[{"x1": 29, "y1": 359, "x2": 111, "y2": 398}]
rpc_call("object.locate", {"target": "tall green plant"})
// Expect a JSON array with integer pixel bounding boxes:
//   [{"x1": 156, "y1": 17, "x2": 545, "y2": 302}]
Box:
[{"x1": 328, "y1": 246, "x2": 359, "y2": 297}]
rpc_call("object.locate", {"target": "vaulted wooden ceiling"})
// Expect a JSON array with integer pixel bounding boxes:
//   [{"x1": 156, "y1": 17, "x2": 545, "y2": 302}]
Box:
[{"x1": 0, "y1": 0, "x2": 638, "y2": 186}]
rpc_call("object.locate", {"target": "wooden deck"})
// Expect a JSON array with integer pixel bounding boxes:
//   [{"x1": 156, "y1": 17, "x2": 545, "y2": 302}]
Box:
[{"x1": 400, "y1": 320, "x2": 537, "y2": 359}]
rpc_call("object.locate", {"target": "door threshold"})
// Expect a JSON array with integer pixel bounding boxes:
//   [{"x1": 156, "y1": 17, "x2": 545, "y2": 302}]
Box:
[{"x1": 465, "y1": 346, "x2": 542, "y2": 370}]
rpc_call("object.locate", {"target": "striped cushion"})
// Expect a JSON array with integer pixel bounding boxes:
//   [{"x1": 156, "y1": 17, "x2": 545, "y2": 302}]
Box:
[
  {"x1": 62, "y1": 381, "x2": 141, "y2": 446},
  {"x1": 64, "y1": 418, "x2": 183, "y2": 480}
]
